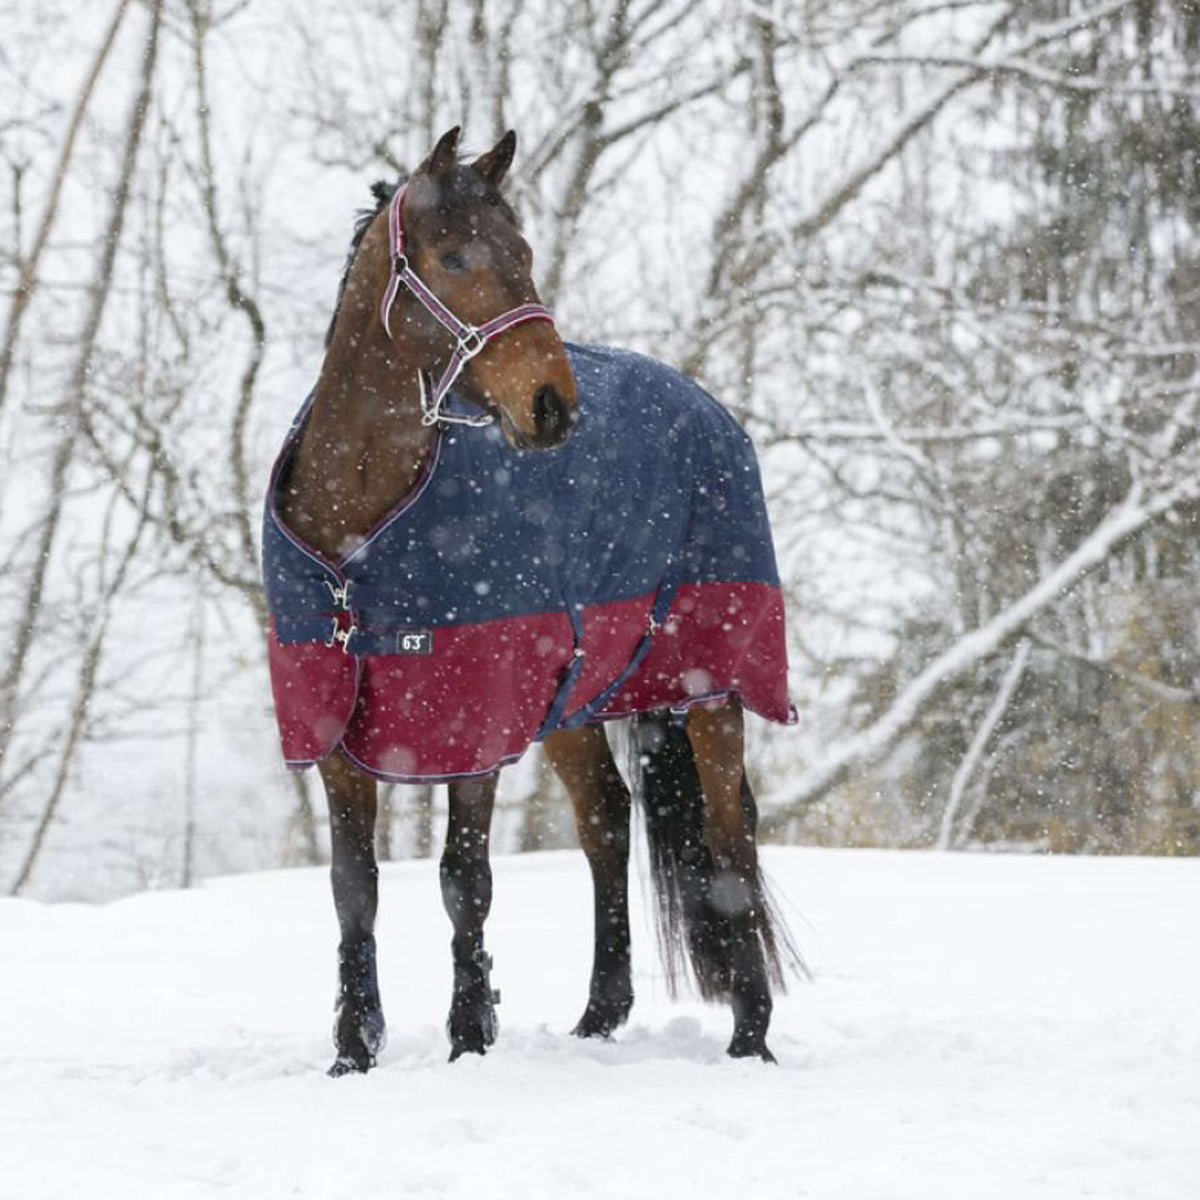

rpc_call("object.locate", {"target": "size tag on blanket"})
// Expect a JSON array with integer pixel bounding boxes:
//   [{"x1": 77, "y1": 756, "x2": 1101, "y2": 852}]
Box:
[{"x1": 395, "y1": 630, "x2": 433, "y2": 655}]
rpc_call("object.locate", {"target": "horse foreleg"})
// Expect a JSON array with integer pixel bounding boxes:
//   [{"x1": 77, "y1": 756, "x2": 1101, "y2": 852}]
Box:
[
  {"x1": 442, "y1": 774, "x2": 499, "y2": 1060},
  {"x1": 544, "y1": 726, "x2": 633, "y2": 1038},
  {"x1": 319, "y1": 749, "x2": 386, "y2": 1076},
  {"x1": 686, "y1": 700, "x2": 775, "y2": 1062}
]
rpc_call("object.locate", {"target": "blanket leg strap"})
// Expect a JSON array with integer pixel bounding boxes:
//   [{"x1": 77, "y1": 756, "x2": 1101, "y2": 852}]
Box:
[
  {"x1": 536, "y1": 589, "x2": 588, "y2": 739},
  {"x1": 558, "y1": 578, "x2": 678, "y2": 731}
]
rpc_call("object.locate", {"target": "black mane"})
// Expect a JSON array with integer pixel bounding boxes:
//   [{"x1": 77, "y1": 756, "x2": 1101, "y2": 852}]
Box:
[{"x1": 325, "y1": 176, "x2": 406, "y2": 349}]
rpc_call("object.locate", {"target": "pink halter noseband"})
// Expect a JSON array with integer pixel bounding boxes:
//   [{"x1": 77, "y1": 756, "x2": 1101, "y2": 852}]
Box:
[{"x1": 380, "y1": 184, "x2": 556, "y2": 428}]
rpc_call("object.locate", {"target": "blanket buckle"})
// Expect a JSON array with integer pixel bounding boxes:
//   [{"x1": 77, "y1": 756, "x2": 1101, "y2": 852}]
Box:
[
  {"x1": 325, "y1": 579, "x2": 351, "y2": 609},
  {"x1": 326, "y1": 616, "x2": 357, "y2": 654}
]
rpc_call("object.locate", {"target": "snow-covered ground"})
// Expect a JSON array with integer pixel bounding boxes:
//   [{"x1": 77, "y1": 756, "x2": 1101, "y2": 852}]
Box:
[{"x1": 2, "y1": 846, "x2": 1197, "y2": 1199}]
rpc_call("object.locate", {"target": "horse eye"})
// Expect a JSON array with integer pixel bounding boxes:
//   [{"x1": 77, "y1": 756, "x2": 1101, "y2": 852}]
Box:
[{"x1": 440, "y1": 250, "x2": 467, "y2": 271}]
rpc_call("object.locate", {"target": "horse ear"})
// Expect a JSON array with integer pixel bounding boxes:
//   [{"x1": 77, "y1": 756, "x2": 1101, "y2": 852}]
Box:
[
  {"x1": 472, "y1": 130, "x2": 516, "y2": 188},
  {"x1": 426, "y1": 126, "x2": 461, "y2": 176}
]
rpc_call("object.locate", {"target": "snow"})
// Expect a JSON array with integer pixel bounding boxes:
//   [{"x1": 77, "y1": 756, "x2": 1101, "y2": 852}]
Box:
[{"x1": 2, "y1": 846, "x2": 1197, "y2": 1199}]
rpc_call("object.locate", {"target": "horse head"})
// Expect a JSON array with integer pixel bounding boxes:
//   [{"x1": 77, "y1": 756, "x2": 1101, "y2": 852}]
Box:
[{"x1": 379, "y1": 126, "x2": 578, "y2": 449}]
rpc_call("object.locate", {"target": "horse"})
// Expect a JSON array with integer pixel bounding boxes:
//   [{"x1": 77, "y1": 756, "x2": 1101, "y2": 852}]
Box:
[{"x1": 262, "y1": 127, "x2": 798, "y2": 1075}]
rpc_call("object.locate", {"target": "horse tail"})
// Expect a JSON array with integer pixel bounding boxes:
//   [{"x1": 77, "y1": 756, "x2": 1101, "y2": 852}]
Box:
[{"x1": 629, "y1": 711, "x2": 802, "y2": 1001}]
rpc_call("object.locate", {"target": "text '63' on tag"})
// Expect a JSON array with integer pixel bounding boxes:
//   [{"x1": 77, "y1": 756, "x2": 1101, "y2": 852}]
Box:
[{"x1": 395, "y1": 630, "x2": 433, "y2": 655}]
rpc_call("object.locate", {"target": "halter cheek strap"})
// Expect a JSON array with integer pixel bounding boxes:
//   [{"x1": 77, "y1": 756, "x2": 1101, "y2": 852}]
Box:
[{"x1": 380, "y1": 184, "x2": 556, "y2": 428}]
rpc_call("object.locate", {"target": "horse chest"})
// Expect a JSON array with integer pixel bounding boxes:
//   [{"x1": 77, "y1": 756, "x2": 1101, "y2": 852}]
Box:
[{"x1": 279, "y1": 440, "x2": 430, "y2": 563}]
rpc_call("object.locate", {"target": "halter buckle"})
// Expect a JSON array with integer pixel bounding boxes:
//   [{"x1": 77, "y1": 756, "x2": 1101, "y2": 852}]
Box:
[
  {"x1": 394, "y1": 253, "x2": 410, "y2": 275},
  {"x1": 456, "y1": 327, "x2": 486, "y2": 359}
]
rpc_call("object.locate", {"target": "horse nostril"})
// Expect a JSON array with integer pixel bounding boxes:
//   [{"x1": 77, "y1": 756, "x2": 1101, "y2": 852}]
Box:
[{"x1": 532, "y1": 385, "x2": 575, "y2": 443}]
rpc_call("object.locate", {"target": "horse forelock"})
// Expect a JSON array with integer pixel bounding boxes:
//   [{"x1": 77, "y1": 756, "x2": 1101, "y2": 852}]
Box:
[{"x1": 410, "y1": 157, "x2": 521, "y2": 231}]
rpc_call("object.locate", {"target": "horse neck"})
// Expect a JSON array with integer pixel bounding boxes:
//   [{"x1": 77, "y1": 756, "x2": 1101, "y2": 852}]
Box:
[{"x1": 282, "y1": 288, "x2": 435, "y2": 561}]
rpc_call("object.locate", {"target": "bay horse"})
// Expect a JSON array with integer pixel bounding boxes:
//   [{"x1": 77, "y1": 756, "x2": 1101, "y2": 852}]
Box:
[{"x1": 264, "y1": 127, "x2": 797, "y2": 1074}]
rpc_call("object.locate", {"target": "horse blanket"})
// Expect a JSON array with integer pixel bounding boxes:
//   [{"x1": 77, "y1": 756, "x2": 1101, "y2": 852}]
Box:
[{"x1": 263, "y1": 342, "x2": 795, "y2": 782}]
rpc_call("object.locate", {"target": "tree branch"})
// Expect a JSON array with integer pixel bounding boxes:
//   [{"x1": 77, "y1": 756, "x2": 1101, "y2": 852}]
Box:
[{"x1": 764, "y1": 475, "x2": 1200, "y2": 824}]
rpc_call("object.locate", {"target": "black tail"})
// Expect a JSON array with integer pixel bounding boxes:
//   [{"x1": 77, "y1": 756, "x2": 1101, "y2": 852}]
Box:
[{"x1": 629, "y1": 711, "x2": 802, "y2": 1001}]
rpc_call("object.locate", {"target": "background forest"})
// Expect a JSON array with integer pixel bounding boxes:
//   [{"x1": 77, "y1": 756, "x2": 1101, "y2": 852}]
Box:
[{"x1": 2, "y1": 0, "x2": 1198, "y2": 900}]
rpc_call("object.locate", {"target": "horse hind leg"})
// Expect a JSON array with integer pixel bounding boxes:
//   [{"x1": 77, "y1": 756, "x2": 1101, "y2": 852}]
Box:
[
  {"x1": 320, "y1": 749, "x2": 387, "y2": 1076},
  {"x1": 442, "y1": 775, "x2": 500, "y2": 1061},
  {"x1": 544, "y1": 726, "x2": 634, "y2": 1039},
  {"x1": 686, "y1": 700, "x2": 782, "y2": 1062}
]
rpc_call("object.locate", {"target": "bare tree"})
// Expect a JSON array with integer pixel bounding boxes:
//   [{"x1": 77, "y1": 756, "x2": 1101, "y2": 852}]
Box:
[
  {"x1": 0, "y1": 0, "x2": 163, "y2": 804},
  {"x1": 3, "y1": 0, "x2": 1197, "y2": 895},
  {"x1": 0, "y1": 0, "x2": 132, "y2": 426}
]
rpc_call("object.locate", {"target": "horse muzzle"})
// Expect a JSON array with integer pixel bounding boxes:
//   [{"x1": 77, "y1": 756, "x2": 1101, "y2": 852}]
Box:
[{"x1": 528, "y1": 383, "x2": 577, "y2": 448}]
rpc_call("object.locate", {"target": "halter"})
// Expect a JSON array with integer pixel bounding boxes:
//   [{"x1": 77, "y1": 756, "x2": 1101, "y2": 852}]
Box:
[{"x1": 380, "y1": 184, "x2": 556, "y2": 428}]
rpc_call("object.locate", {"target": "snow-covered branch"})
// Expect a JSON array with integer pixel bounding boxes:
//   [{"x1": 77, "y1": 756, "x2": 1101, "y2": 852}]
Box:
[{"x1": 765, "y1": 475, "x2": 1200, "y2": 824}]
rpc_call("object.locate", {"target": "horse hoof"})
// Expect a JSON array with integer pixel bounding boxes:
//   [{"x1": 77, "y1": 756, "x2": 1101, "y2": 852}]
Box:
[
  {"x1": 727, "y1": 1037, "x2": 777, "y2": 1064},
  {"x1": 331, "y1": 1004, "x2": 386, "y2": 1077},
  {"x1": 571, "y1": 1016, "x2": 613, "y2": 1041},
  {"x1": 572, "y1": 999, "x2": 632, "y2": 1040},
  {"x1": 446, "y1": 999, "x2": 498, "y2": 1061},
  {"x1": 448, "y1": 1038, "x2": 487, "y2": 1063},
  {"x1": 328, "y1": 1052, "x2": 373, "y2": 1077}
]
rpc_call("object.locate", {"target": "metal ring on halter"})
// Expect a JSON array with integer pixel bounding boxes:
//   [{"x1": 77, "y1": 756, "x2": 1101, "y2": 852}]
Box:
[
  {"x1": 456, "y1": 327, "x2": 486, "y2": 359},
  {"x1": 417, "y1": 370, "x2": 493, "y2": 429}
]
